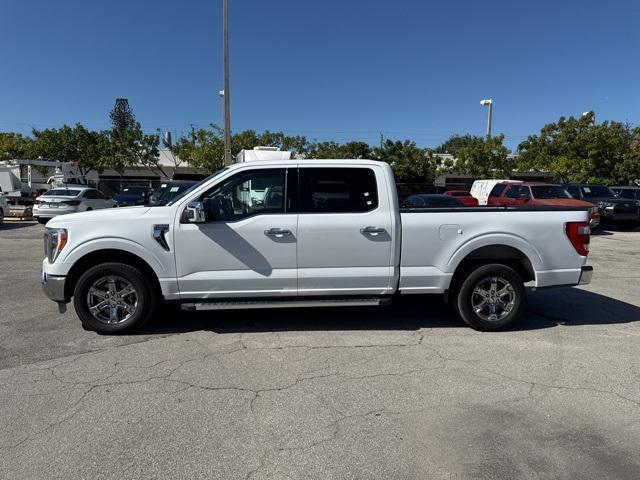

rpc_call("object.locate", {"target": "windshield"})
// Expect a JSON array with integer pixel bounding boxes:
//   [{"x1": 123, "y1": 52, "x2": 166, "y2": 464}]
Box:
[
  {"x1": 530, "y1": 186, "x2": 572, "y2": 199},
  {"x1": 581, "y1": 186, "x2": 615, "y2": 198},
  {"x1": 158, "y1": 183, "x2": 197, "y2": 203},
  {"x1": 166, "y1": 168, "x2": 229, "y2": 206},
  {"x1": 44, "y1": 189, "x2": 81, "y2": 197}
]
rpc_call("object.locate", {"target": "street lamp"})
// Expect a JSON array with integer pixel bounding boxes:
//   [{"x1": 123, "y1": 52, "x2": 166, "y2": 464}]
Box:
[
  {"x1": 222, "y1": 0, "x2": 232, "y2": 166},
  {"x1": 480, "y1": 99, "x2": 493, "y2": 138}
]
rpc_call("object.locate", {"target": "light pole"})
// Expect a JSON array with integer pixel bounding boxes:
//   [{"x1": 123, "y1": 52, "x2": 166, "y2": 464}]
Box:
[
  {"x1": 222, "y1": 0, "x2": 232, "y2": 166},
  {"x1": 480, "y1": 99, "x2": 493, "y2": 138}
]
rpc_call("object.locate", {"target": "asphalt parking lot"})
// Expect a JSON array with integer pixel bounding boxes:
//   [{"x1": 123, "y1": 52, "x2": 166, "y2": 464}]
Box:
[{"x1": 1, "y1": 222, "x2": 639, "y2": 479}]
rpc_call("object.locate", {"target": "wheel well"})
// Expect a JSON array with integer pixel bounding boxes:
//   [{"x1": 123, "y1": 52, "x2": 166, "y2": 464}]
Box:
[
  {"x1": 449, "y1": 245, "x2": 535, "y2": 293},
  {"x1": 64, "y1": 249, "x2": 162, "y2": 300}
]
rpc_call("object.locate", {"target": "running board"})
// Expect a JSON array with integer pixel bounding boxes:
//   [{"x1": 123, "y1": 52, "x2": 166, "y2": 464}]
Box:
[{"x1": 181, "y1": 297, "x2": 391, "y2": 311}]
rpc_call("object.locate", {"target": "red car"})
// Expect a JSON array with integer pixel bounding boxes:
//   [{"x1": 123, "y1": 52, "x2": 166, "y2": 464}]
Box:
[
  {"x1": 444, "y1": 190, "x2": 479, "y2": 207},
  {"x1": 486, "y1": 182, "x2": 600, "y2": 226}
]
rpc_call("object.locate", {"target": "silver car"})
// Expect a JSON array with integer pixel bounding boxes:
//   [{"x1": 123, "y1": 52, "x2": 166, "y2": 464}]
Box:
[{"x1": 34, "y1": 187, "x2": 116, "y2": 224}]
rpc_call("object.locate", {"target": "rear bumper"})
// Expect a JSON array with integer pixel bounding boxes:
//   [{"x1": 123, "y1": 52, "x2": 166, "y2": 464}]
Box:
[
  {"x1": 578, "y1": 266, "x2": 593, "y2": 285},
  {"x1": 41, "y1": 270, "x2": 68, "y2": 303}
]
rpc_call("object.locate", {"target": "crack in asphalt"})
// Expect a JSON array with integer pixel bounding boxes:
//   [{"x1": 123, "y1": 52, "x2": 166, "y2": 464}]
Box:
[{"x1": 2, "y1": 326, "x2": 639, "y2": 456}]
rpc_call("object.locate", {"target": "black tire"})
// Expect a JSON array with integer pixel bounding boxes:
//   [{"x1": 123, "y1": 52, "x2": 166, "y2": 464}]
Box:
[
  {"x1": 455, "y1": 263, "x2": 526, "y2": 331},
  {"x1": 0, "y1": 208, "x2": 4, "y2": 224},
  {"x1": 73, "y1": 262, "x2": 157, "y2": 334},
  {"x1": 36, "y1": 217, "x2": 49, "y2": 224}
]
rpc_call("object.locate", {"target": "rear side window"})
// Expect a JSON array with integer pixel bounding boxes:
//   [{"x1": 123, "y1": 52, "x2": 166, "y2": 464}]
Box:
[
  {"x1": 299, "y1": 168, "x2": 378, "y2": 213},
  {"x1": 505, "y1": 185, "x2": 530, "y2": 199},
  {"x1": 618, "y1": 189, "x2": 637, "y2": 199},
  {"x1": 489, "y1": 184, "x2": 507, "y2": 197}
]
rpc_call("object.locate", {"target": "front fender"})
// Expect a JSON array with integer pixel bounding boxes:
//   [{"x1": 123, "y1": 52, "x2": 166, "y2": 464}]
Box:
[{"x1": 47, "y1": 237, "x2": 167, "y2": 277}]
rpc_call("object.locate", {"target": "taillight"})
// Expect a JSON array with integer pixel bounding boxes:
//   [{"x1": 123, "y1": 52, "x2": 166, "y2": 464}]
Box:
[
  {"x1": 63, "y1": 200, "x2": 81, "y2": 206},
  {"x1": 566, "y1": 221, "x2": 590, "y2": 256}
]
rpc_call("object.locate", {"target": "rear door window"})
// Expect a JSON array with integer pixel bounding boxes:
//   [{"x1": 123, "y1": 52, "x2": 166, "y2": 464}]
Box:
[{"x1": 299, "y1": 168, "x2": 378, "y2": 213}]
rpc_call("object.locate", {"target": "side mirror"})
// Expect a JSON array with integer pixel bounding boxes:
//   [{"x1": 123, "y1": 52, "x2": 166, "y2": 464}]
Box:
[{"x1": 186, "y1": 201, "x2": 206, "y2": 223}]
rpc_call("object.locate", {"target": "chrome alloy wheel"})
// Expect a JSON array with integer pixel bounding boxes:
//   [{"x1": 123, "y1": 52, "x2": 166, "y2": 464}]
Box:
[
  {"x1": 86, "y1": 275, "x2": 138, "y2": 324},
  {"x1": 471, "y1": 276, "x2": 516, "y2": 322}
]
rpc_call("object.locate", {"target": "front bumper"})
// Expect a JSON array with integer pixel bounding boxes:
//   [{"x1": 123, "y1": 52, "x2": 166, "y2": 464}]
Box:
[
  {"x1": 578, "y1": 266, "x2": 593, "y2": 285},
  {"x1": 41, "y1": 270, "x2": 68, "y2": 302}
]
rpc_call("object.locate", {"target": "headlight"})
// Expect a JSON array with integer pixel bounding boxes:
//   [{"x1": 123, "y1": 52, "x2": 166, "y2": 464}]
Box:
[{"x1": 44, "y1": 227, "x2": 68, "y2": 263}]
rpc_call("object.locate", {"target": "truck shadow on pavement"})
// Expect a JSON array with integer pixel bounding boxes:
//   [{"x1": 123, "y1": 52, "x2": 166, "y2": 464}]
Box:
[
  {"x1": 139, "y1": 288, "x2": 640, "y2": 335},
  {"x1": 0, "y1": 221, "x2": 38, "y2": 230}
]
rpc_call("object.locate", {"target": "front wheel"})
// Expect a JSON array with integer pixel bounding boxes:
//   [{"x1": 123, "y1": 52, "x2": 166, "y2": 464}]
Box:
[
  {"x1": 73, "y1": 262, "x2": 157, "y2": 333},
  {"x1": 455, "y1": 263, "x2": 526, "y2": 331}
]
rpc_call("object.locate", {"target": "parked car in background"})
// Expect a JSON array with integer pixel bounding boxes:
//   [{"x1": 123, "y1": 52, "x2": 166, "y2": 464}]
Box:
[
  {"x1": 611, "y1": 186, "x2": 640, "y2": 205},
  {"x1": 444, "y1": 190, "x2": 479, "y2": 206},
  {"x1": 470, "y1": 179, "x2": 522, "y2": 205},
  {"x1": 402, "y1": 194, "x2": 465, "y2": 208},
  {"x1": 112, "y1": 186, "x2": 151, "y2": 207},
  {"x1": 149, "y1": 180, "x2": 199, "y2": 206},
  {"x1": 487, "y1": 183, "x2": 600, "y2": 227},
  {"x1": 33, "y1": 187, "x2": 116, "y2": 224},
  {"x1": 566, "y1": 183, "x2": 639, "y2": 228}
]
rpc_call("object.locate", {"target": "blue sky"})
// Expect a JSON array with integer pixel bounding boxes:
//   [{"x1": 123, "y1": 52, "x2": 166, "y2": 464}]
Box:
[{"x1": 1, "y1": 0, "x2": 639, "y2": 150}]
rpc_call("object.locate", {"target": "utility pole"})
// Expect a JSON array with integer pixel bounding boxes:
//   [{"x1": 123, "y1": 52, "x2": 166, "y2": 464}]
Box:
[
  {"x1": 480, "y1": 99, "x2": 493, "y2": 138},
  {"x1": 222, "y1": 0, "x2": 232, "y2": 165}
]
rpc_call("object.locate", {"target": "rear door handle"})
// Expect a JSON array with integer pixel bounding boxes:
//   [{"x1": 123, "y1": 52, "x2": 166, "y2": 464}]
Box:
[
  {"x1": 360, "y1": 226, "x2": 386, "y2": 235},
  {"x1": 265, "y1": 228, "x2": 292, "y2": 237}
]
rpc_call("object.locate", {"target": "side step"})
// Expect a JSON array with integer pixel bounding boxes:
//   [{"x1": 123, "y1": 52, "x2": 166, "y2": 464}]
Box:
[{"x1": 181, "y1": 296, "x2": 391, "y2": 311}]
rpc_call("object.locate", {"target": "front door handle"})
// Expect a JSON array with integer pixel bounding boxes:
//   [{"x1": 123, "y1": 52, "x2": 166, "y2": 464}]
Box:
[
  {"x1": 265, "y1": 228, "x2": 292, "y2": 238},
  {"x1": 360, "y1": 226, "x2": 386, "y2": 235}
]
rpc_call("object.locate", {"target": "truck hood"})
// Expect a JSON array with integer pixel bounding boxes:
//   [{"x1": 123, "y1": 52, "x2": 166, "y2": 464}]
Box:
[
  {"x1": 47, "y1": 206, "x2": 151, "y2": 227},
  {"x1": 532, "y1": 198, "x2": 594, "y2": 207}
]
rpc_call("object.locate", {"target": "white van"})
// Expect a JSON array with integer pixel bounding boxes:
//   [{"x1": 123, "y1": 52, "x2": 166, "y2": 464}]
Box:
[{"x1": 470, "y1": 179, "x2": 522, "y2": 205}]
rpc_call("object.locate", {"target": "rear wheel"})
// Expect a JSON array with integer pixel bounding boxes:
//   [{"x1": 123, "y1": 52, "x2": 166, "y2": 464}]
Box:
[
  {"x1": 73, "y1": 262, "x2": 157, "y2": 333},
  {"x1": 455, "y1": 263, "x2": 525, "y2": 331}
]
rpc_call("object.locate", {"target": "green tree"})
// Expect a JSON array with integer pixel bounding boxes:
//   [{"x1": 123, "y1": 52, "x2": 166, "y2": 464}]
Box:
[
  {"x1": 0, "y1": 132, "x2": 31, "y2": 159},
  {"x1": 435, "y1": 134, "x2": 478, "y2": 156},
  {"x1": 104, "y1": 98, "x2": 161, "y2": 176},
  {"x1": 28, "y1": 124, "x2": 107, "y2": 175},
  {"x1": 173, "y1": 126, "x2": 225, "y2": 172},
  {"x1": 455, "y1": 134, "x2": 511, "y2": 178},
  {"x1": 373, "y1": 139, "x2": 434, "y2": 183},
  {"x1": 172, "y1": 125, "x2": 313, "y2": 172},
  {"x1": 618, "y1": 127, "x2": 640, "y2": 184},
  {"x1": 307, "y1": 141, "x2": 372, "y2": 159},
  {"x1": 517, "y1": 113, "x2": 632, "y2": 183}
]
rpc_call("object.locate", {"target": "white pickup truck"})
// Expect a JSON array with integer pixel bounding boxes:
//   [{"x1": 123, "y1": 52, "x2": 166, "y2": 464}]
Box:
[{"x1": 41, "y1": 159, "x2": 593, "y2": 333}]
